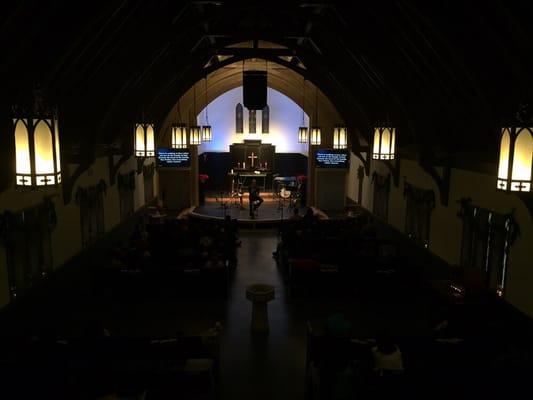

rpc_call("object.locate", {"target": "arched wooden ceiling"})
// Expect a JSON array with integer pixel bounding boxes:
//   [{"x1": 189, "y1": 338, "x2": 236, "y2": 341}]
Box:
[{"x1": 2, "y1": 1, "x2": 533, "y2": 165}]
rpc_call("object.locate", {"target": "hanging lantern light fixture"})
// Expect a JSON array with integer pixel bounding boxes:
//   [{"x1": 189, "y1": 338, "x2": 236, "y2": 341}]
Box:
[
  {"x1": 202, "y1": 75, "x2": 212, "y2": 142},
  {"x1": 13, "y1": 90, "x2": 62, "y2": 187},
  {"x1": 299, "y1": 127, "x2": 309, "y2": 144},
  {"x1": 333, "y1": 126, "x2": 348, "y2": 149},
  {"x1": 310, "y1": 127, "x2": 322, "y2": 146},
  {"x1": 171, "y1": 123, "x2": 188, "y2": 149},
  {"x1": 134, "y1": 121, "x2": 155, "y2": 157},
  {"x1": 202, "y1": 123, "x2": 212, "y2": 143},
  {"x1": 298, "y1": 78, "x2": 308, "y2": 144},
  {"x1": 372, "y1": 127, "x2": 396, "y2": 160},
  {"x1": 171, "y1": 97, "x2": 187, "y2": 149},
  {"x1": 497, "y1": 126, "x2": 533, "y2": 192},
  {"x1": 190, "y1": 126, "x2": 202, "y2": 146},
  {"x1": 310, "y1": 84, "x2": 321, "y2": 146},
  {"x1": 190, "y1": 83, "x2": 202, "y2": 146}
]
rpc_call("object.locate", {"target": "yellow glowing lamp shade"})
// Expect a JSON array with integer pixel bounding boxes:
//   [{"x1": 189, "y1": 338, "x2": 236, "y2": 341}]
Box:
[
  {"x1": 333, "y1": 126, "x2": 348, "y2": 149},
  {"x1": 190, "y1": 126, "x2": 202, "y2": 145},
  {"x1": 202, "y1": 125, "x2": 212, "y2": 142},
  {"x1": 134, "y1": 123, "x2": 155, "y2": 157},
  {"x1": 34, "y1": 120, "x2": 55, "y2": 185},
  {"x1": 310, "y1": 127, "x2": 321, "y2": 146},
  {"x1": 497, "y1": 127, "x2": 533, "y2": 192},
  {"x1": 298, "y1": 126, "x2": 308, "y2": 143},
  {"x1": 14, "y1": 116, "x2": 61, "y2": 187},
  {"x1": 146, "y1": 124, "x2": 155, "y2": 156},
  {"x1": 54, "y1": 118, "x2": 61, "y2": 173},
  {"x1": 171, "y1": 124, "x2": 187, "y2": 149},
  {"x1": 372, "y1": 127, "x2": 396, "y2": 160},
  {"x1": 15, "y1": 120, "x2": 31, "y2": 185}
]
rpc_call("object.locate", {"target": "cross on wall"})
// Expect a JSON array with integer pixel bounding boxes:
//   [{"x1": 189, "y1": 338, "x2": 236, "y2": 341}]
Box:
[{"x1": 247, "y1": 152, "x2": 258, "y2": 167}]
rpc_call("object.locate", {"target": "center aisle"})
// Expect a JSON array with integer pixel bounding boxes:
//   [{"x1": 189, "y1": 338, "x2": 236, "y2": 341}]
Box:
[{"x1": 219, "y1": 229, "x2": 306, "y2": 400}]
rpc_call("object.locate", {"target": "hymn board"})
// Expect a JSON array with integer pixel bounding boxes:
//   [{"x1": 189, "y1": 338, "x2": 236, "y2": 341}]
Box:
[{"x1": 229, "y1": 140, "x2": 274, "y2": 170}]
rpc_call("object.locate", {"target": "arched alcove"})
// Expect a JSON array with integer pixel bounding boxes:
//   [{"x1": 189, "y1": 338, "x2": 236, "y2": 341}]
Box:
[
  {"x1": 196, "y1": 87, "x2": 310, "y2": 155},
  {"x1": 158, "y1": 58, "x2": 347, "y2": 149}
]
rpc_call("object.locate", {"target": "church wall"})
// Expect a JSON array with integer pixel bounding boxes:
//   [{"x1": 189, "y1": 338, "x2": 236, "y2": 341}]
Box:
[
  {"x1": 347, "y1": 152, "x2": 358, "y2": 202},
  {"x1": 197, "y1": 87, "x2": 310, "y2": 155},
  {"x1": 315, "y1": 169, "x2": 347, "y2": 211},
  {"x1": 158, "y1": 169, "x2": 191, "y2": 211},
  {"x1": 348, "y1": 155, "x2": 533, "y2": 318},
  {"x1": 0, "y1": 155, "x2": 150, "y2": 309}
]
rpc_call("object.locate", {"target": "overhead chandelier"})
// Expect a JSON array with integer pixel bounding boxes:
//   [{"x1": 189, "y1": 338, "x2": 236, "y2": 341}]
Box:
[
  {"x1": 497, "y1": 126, "x2": 533, "y2": 192},
  {"x1": 13, "y1": 90, "x2": 62, "y2": 187},
  {"x1": 202, "y1": 75, "x2": 212, "y2": 142},
  {"x1": 310, "y1": 84, "x2": 321, "y2": 146},
  {"x1": 190, "y1": 83, "x2": 202, "y2": 146},
  {"x1": 333, "y1": 126, "x2": 348, "y2": 149},
  {"x1": 134, "y1": 122, "x2": 155, "y2": 157},
  {"x1": 298, "y1": 78, "x2": 308, "y2": 143},
  {"x1": 372, "y1": 127, "x2": 396, "y2": 160}
]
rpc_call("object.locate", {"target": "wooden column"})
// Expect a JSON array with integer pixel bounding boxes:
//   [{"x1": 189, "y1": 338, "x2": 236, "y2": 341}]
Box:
[
  {"x1": 190, "y1": 145, "x2": 199, "y2": 206},
  {"x1": 307, "y1": 144, "x2": 316, "y2": 206}
]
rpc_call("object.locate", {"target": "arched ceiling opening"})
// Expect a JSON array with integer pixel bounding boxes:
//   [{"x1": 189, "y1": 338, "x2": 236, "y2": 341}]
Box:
[{"x1": 158, "y1": 58, "x2": 345, "y2": 148}]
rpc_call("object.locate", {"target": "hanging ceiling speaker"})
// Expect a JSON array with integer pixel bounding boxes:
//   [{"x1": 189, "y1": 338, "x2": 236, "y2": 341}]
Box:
[{"x1": 243, "y1": 70, "x2": 267, "y2": 110}]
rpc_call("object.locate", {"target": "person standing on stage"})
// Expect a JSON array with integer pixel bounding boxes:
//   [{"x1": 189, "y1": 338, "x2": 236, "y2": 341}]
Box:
[{"x1": 249, "y1": 179, "x2": 263, "y2": 218}]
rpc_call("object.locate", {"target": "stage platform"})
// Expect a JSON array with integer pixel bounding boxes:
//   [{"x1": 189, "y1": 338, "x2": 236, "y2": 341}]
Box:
[{"x1": 190, "y1": 192, "x2": 309, "y2": 227}]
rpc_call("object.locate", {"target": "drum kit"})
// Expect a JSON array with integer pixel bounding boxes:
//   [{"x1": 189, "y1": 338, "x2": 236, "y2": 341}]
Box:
[
  {"x1": 274, "y1": 177, "x2": 300, "y2": 210},
  {"x1": 218, "y1": 174, "x2": 301, "y2": 215}
]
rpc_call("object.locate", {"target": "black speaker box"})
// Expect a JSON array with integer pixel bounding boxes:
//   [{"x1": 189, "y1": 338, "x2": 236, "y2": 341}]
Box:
[{"x1": 243, "y1": 71, "x2": 267, "y2": 110}]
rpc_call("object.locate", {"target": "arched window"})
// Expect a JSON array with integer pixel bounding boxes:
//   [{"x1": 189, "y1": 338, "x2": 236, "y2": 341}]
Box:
[
  {"x1": 236, "y1": 103, "x2": 243, "y2": 133},
  {"x1": 459, "y1": 199, "x2": 519, "y2": 297},
  {"x1": 249, "y1": 109, "x2": 256, "y2": 133},
  {"x1": 404, "y1": 182, "x2": 435, "y2": 248},
  {"x1": 262, "y1": 105, "x2": 269, "y2": 134}
]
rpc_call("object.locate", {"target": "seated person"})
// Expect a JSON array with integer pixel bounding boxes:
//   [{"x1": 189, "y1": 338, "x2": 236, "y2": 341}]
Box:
[
  {"x1": 289, "y1": 208, "x2": 302, "y2": 221},
  {"x1": 370, "y1": 333, "x2": 404, "y2": 376},
  {"x1": 433, "y1": 308, "x2": 463, "y2": 344},
  {"x1": 303, "y1": 208, "x2": 316, "y2": 225},
  {"x1": 361, "y1": 216, "x2": 378, "y2": 239},
  {"x1": 248, "y1": 179, "x2": 263, "y2": 217},
  {"x1": 325, "y1": 313, "x2": 352, "y2": 337}
]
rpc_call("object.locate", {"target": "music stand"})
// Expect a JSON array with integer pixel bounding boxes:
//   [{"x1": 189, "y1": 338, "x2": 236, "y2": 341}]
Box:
[{"x1": 230, "y1": 176, "x2": 245, "y2": 209}]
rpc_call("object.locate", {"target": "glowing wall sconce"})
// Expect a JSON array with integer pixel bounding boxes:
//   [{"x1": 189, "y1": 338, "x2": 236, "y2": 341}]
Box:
[
  {"x1": 14, "y1": 109, "x2": 61, "y2": 187},
  {"x1": 134, "y1": 122, "x2": 155, "y2": 157},
  {"x1": 333, "y1": 126, "x2": 348, "y2": 149},
  {"x1": 497, "y1": 126, "x2": 533, "y2": 192},
  {"x1": 171, "y1": 124, "x2": 188, "y2": 149},
  {"x1": 372, "y1": 127, "x2": 396, "y2": 160}
]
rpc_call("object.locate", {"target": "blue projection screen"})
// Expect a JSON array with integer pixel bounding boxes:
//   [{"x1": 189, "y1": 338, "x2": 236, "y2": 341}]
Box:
[
  {"x1": 156, "y1": 148, "x2": 191, "y2": 168},
  {"x1": 315, "y1": 149, "x2": 349, "y2": 169}
]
